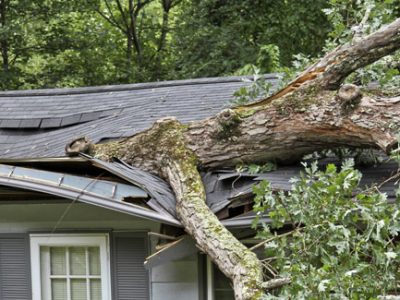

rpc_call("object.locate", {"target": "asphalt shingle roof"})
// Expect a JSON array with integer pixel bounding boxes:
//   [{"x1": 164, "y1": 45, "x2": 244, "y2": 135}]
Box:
[{"x1": 0, "y1": 75, "x2": 280, "y2": 158}]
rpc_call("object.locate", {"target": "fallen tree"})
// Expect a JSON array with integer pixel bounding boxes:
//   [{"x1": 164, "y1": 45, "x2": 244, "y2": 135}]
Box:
[{"x1": 67, "y1": 18, "x2": 400, "y2": 299}]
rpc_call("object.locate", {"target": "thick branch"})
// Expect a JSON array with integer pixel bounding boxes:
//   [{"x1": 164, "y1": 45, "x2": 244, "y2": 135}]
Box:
[
  {"x1": 246, "y1": 18, "x2": 400, "y2": 108},
  {"x1": 93, "y1": 119, "x2": 265, "y2": 300},
  {"x1": 178, "y1": 91, "x2": 399, "y2": 168},
  {"x1": 318, "y1": 17, "x2": 400, "y2": 89},
  {"x1": 77, "y1": 19, "x2": 400, "y2": 300}
]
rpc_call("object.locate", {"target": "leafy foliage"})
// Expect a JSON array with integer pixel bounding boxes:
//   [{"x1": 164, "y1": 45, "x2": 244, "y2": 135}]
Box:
[
  {"x1": 0, "y1": 0, "x2": 333, "y2": 90},
  {"x1": 323, "y1": 0, "x2": 400, "y2": 88},
  {"x1": 252, "y1": 159, "x2": 400, "y2": 299},
  {"x1": 172, "y1": 0, "x2": 330, "y2": 79},
  {"x1": 231, "y1": 68, "x2": 273, "y2": 106}
]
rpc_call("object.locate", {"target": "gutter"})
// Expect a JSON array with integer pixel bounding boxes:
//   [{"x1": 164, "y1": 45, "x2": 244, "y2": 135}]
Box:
[{"x1": 0, "y1": 175, "x2": 181, "y2": 227}]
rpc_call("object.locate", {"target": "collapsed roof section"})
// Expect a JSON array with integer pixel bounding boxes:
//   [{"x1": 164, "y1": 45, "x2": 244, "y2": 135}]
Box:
[
  {"x1": 0, "y1": 154, "x2": 397, "y2": 229},
  {"x1": 0, "y1": 158, "x2": 180, "y2": 226}
]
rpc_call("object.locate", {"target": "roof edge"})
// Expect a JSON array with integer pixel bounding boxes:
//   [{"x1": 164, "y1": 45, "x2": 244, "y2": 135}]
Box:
[
  {"x1": 0, "y1": 74, "x2": 280, "y2": 97},
  {"x1": 0, "y1": 156, "x2": 80, "y2": 163}
]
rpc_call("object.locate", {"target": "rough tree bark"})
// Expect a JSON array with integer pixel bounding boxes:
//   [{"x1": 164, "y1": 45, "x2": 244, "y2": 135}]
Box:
[{"x1": 72, "y1": 18, "x2": 400, "y2": 299}]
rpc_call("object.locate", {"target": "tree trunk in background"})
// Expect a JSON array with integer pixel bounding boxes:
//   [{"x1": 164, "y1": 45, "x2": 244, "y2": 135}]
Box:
[
  {"x1": 83, "y1": 18, "x2": 400, "y2": 299},
  {"x1": 0, "y1": 0, "x2": 9, "y2": 73},
  {"x1": 158, "y1": 0, "x2": 171, "y2": 53},
  {"x1": 153, "y1": 0, "x2": 171, "y2": 80},
  {"x1": 128, "y1": 0, "x2": 142, "y2": 66}
]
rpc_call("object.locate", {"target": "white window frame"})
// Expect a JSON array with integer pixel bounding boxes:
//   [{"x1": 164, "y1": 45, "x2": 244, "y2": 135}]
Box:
[
  {"x1": 206, "y1": 256, "x2": 214, "y2": 300},
  {"x1": 30, "y1": 233, "x2": 111, "y2": 300}
]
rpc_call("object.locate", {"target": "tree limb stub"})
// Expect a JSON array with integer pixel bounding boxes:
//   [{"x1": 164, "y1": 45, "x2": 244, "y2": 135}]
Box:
[{"x1": 85, "y1": 18, "x2": 400, "y2": 300}]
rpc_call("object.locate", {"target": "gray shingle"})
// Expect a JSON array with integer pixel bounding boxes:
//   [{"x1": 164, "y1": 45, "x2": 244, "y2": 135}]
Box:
[
  {"x1": 40, "y1": 118, "x2": 62, "y2": 128},
  {"x1": 80, "y1": 111, "x2": 103, "y2": 122},
  {"x1": 19, "y1": 119, "x2": 41, "y2": 128},
  {"x1": 61, "y1": 114, "x2": 82, "y2": 126},
  {"x1": 0, "y1": 119, "x2": 22, "y2": 128}
]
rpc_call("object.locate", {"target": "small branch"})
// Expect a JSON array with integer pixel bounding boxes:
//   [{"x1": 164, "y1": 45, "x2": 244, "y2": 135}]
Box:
[
  {"x1": 352, "y1": 4, "x2": 372, "y2": 42},
  {"x1": 147, "y1": 232, "x2": 178, "y2": 240},
  {"x1": 261, "y1": 261, "x2": 277, "y2": 277},
  {"x1": 262, "y1": 278, "x2": 291, "y2": 290},
  {"x1": 250, "y1": 228, "x2": 303, "y2": 251},
  {"x1": 96, "y1": 8, "x2": 127, "y2": 34},
  {"x1": 105, "y1": 0, "x2": 125, "y2": 30},
  {"x1": 363, "y1": 169, "x2": 400, "y2": 194},
  {"x1": 114, "y1": 0, "x2": 129, "y2": 30},
  {"x1": 261, "y1": 256, "x2": 277, "y2": 262}
]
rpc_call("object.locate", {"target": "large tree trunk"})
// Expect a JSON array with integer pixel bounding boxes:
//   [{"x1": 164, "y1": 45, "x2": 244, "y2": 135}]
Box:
[{"x1": 77, "y1": 18, "x2": 400, "y2": 299}]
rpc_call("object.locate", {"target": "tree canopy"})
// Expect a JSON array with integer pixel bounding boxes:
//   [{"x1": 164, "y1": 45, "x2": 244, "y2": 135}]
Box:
[
  {"x1": 1, "y1": 0, "x2": 397, "y2": 91},
  {"x1": 0, "y1": 0, "x2": 370, "y2": 90}
]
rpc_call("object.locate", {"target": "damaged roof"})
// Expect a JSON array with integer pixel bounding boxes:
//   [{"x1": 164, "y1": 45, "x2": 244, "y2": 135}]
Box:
[
  {"x1": 0, "y1": 154, "x2": 397, "y2": 228},
  {"x1": 0, "y1": 75, "x2": 279, "y2": 158},
  {"x1": 0, "y1": 75, "x2": 398, "y2": 228}
]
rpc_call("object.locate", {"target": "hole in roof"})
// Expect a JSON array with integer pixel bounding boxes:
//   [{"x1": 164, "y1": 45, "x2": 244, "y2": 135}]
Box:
[{"x1": 122, "y1": 196, "x2": 150, "y2": 208}]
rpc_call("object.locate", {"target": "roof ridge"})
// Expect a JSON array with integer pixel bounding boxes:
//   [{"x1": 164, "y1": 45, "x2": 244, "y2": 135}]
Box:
[{"x1": 0, "y1": 74, "x2": 279, "y2": 97}]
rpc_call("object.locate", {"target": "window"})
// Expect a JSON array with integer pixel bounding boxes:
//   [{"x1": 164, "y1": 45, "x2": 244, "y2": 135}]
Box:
[
  {"x1": 206, "y1": 258, "x2": 234, "y2": 300},
  {"x1": 30, "y1": 234, "x2": 111, "y2": 300},
  {"x1": 212, "y1": 264, "x2": 234, "y2": 300}
]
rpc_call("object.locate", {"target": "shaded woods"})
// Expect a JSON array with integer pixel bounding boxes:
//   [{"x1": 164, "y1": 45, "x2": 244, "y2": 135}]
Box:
[{"x1": 0, "y1": 0, "x2": 333, "y2": 89}]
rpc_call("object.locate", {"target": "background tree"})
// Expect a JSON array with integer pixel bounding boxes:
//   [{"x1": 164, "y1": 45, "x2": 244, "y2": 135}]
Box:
[
  {"x1": 0, "y1": 0, "x2": 334, "y2": 90},
  {"x1": 171, "y1": 0, "x2": 331, "y2": 78}
]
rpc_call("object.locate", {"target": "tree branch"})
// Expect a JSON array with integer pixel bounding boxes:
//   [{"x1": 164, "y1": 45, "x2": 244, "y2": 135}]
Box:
[
  {"x1": 262, "y1": 278, "x2": 291, "y2": 290},
  {"x1": 250, "y1": 228, "x2": 304, "y2": 251},
  {"x1": 114, "y1": 0, "x2": 129, "y2": 30},
  {"x1": 319, "y1": 17, "x2": 400, "y2": 89},
  {"x1": 93, "y1": 118, "x2": 265, "y2": 299},
  {"x1": 96, "y1": 8, "x2": 127, "y2": 34},
  {"x1": 352, "y1": 4, "x2": 373, "y2": 42},
  {"x1": 245, "y1": 18, "x2": 400, "y2": 108},
  {"x1": 80, "y1": 18, "x2": 400, "y2": 300}
]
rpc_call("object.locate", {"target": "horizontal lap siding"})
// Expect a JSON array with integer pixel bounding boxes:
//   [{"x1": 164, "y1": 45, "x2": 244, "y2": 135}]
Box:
[
  {"x1": 114, "y1": 235, "x2": 149, "y2": 300},
  {"x1": 0, "y1": 236, "x2": 31, "y2": 300}
]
